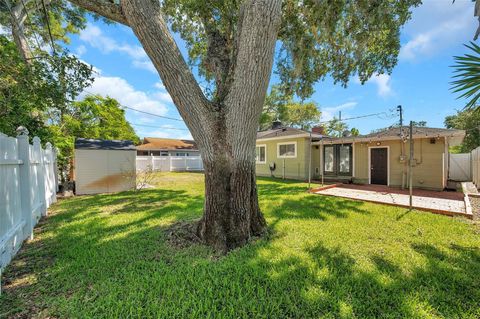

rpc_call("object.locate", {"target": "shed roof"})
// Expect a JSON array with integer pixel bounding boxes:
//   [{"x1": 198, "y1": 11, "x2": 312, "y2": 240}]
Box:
[
  {"x1": 136, "y1": 137, "x2": 198, "y2": 151},
  {"x1": 75, "y1": 138, "x2": 136, "y2": 151}
]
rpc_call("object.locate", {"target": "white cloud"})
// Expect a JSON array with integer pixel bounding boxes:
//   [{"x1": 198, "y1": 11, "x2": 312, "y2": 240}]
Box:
[
  {"x1": 79, "y1": 24, "x2": 156, "y2": 73},
  {"x1": 81, "y1": 75, "x2": 169, "y2": 116},
  {"x1": 154, "y1": 82, "x2": 165, "y2": 90},
  {"x1": 321, "y1": 101, "x2": 357, "y2": 121},
  {"x1": 400, "y1": 0, "x2": 476, "y2": 61},
  {"x1": 75, "y1": 45, "x2": 87, "y2": 57},
  {"x1": 369, "y1": 74, "x2": 393, "y2": 97}
]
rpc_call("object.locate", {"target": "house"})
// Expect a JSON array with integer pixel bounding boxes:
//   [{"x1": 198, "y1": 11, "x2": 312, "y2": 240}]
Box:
[
  {"x1": 255, "y1": 123, "x2": 465, "y2": 191},
  {"x1": 74, "y1": 138, "x2": 136, "y2": 195},
  {"x1": 136, "y1": 137, "x2": 200, "y2": 157}
]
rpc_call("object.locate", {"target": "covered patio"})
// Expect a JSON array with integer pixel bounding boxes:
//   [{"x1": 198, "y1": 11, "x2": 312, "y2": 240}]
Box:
[{"x1": 313, "y1": 183, "x2": 470, "y2": 218}]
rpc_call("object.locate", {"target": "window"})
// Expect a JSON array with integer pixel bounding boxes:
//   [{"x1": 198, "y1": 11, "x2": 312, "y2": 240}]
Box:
[
  {"x1": 151, "y1": 151, "x2": 161, "y2": 156},
  {"x1": 277, "y1": 142, "x2": 297, "y2": 158},
  {"x1": 324, "y1": 145, "x2": 334, "y2": 172},
  {"x1": 176, "y1": 152, "x2": 188, "y2": 156},
  {"x1": 161, "y1": 151, "x2": 169, "y2": 156},
  {"x1": 323, "y1": 144, "x2": 352, "y2": 175},
  {"x1": 137, "y1": 151, "x2": 148, "y2": 156},
  {"x1": 256, "y1": 145, "x2": 266, "y2": 163}
]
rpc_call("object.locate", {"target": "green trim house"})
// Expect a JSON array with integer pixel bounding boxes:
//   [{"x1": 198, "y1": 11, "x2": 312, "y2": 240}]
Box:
[{"x1": 255, "y1": 124, "x2": 465, "y2": 191}]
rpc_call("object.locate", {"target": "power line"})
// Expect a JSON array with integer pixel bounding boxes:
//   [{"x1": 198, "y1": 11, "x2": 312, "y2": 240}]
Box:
[
  {"x1": 122, "y1": 105, "x2": 184, "y2": 122},
  {"x1": 40, "y1": 0, "x2": 55, "y2": 55},
  {"x1": 316, "y1": 111, "x2": 393, "y2": 125},
  {"x1": 82, "y1": 90, "x2": 184, "y2": 122},
  {"x1": 130, "y1": 123, "x2": 189, "y2": 131}
]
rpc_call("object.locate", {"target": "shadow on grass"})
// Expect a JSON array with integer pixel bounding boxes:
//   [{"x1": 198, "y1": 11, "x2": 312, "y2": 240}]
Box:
[{"x1": 1, "y1": 181, "x2": 479, "y2": 318}]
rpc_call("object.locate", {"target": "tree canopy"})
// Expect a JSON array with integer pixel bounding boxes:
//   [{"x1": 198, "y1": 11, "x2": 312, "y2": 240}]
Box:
[
  {"x1": 162, "y1": 0, "x2": 421, "y2": 101},
  {"x1": 445, "y1": 109, "x2": 480, "y2": 152},
  {"x1": 260, "y1": 85, "x2": 320, "y2": 130}
]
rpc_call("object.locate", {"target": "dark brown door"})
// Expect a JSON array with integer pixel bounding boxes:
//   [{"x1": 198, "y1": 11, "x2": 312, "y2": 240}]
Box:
[{"x1": 370, "y1": 148, "x2": 388, "y2": 185}]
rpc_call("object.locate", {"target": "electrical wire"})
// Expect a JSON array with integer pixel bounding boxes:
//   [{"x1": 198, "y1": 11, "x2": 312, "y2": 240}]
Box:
[
  {"x1": 40, "y1": 0, "x2": 55, "y2": 55},
  {"x1": 130, "y1": 123, "x2": 189, "y2": 131},
  {"x1": 82, "y1": 90, "x2": 184, "y2": 122}
]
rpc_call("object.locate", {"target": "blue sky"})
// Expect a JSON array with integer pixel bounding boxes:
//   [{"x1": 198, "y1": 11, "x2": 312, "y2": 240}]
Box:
[{"x1": 69, "y1": 0, "x2": 477, "y2": 139}]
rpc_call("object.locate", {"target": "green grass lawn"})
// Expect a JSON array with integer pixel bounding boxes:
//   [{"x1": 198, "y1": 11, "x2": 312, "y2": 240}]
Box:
[{"x1": 1, "y1": 172, "x2": 479, "y2": 318}]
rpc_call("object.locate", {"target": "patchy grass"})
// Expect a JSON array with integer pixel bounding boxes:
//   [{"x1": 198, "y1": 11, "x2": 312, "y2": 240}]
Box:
[{"x1": 1, "y1": 172, "x2": 479, "y2": 318}]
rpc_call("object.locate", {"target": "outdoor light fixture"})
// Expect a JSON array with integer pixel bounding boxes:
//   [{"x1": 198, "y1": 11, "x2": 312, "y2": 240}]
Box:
[{"x1": 376, "y1": 142, "x2": 381, "y2": 146}]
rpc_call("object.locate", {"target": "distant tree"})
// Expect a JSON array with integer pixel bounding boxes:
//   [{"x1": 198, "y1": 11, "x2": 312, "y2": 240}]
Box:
[
  {"x1": 451, "y1": 42, "x2": 480, "y2": 111},
  {"x1": 326, "y1": 117, "x2": 348, "y2": 137},
  {"x1": 260, "y1": 86, "x2": 320, "y2": 130},
  {"x1": 50, "y1": 95, "x2": 139, "y2": 182},
  {"x1": 445, "y1": 109, "x2": 480, "y2": 152},
  {"x1": 350, "y1": 128, "x2": 360, "y2": 136},
  {"x1": 411, "y1": 121, "x2": 427, "y2": 127}
]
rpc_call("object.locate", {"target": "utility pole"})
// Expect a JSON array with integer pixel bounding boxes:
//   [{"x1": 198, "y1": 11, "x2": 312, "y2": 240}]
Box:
[
  {"x1": 339, "y1": 111, "x2": 342, "y2": 121},
  {"x1": 409, "y1": 121, "x2": 413, "y2": 209},
  {"x1": 397, "y1": 105, "x2": 403, "y2": 127}
]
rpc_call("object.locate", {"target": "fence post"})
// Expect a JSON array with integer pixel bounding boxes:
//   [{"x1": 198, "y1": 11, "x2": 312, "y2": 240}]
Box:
[
  {"x1": 16, "y1": 131, "x2": 34, "y2": 241},
  {"x1": 149, "y1": 155, "x2": 155, "y2": 171},
  {"x1": 34, "y1": 137, "x2": 47, "y2": 217}
]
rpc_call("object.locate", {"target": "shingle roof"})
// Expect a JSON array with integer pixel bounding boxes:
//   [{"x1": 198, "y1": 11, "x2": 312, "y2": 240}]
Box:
[
  {"x1": 75, "y1": 138, "x2": 136, "y2": 150},
  {"x1": 257, "y1": 127, "x2": 324, "y2": 140},
  {"x1": 359, "y1": 126, "x2": 465, "y2": 140},
  {"x1": 136, "y1": 137, "x2": 197, "y2": 151}
]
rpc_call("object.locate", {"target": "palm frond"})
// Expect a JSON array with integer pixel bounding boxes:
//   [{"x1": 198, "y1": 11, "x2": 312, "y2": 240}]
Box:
[{"x1": 451, "y1": 42, "x2": 480, "y2": 110}]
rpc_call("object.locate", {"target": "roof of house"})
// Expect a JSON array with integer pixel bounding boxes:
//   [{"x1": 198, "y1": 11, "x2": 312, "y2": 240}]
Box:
[
  {"x1": 257, "y1": 127, "x2": 324, "y2": 140},
  {"x1": 75, "y1": 138, "x2": 136, "y2": 151},
  {"x1": 360, "y1": 126, "x2": 465, "y2": 140},
  {"x1": 136, "y1": 137, "x2": 198, "y2": 151}
]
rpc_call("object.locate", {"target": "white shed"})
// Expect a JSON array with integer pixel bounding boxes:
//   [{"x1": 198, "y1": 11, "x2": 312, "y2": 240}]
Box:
[{"x1": 74, "y1": 138, "x2": 136, "y2": 195}]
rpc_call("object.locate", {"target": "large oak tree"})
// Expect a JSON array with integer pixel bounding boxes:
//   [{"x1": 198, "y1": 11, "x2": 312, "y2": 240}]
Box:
[{"x1": 67, "y1": 0, "x2": 420, "y2": 252}]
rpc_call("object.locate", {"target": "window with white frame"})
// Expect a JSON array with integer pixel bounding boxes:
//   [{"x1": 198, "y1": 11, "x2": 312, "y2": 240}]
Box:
[
  {"x1": 256, "y1": 145, "x2": 266, "y2": 163},
  {"x1": 277, "y1": 142, "x2": 296, "y2": 158}
]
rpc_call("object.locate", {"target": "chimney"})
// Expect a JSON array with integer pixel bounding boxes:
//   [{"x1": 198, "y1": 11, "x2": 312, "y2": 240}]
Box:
[
  {"x1": 271, "y1": 120, "x2": 283, "y2": 130},
  {"x1": 312, "y1": 125, "x2": 325, "y2": 135}
]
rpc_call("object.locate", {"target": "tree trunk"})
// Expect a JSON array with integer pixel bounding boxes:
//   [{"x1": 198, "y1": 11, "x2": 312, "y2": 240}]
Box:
[
  {"x1": 198, "y1": 146, "x2": 266, "y2": 252},
  {"x1": 68, "y1": 0, "x2": 282, "y2": 252},
  {"x1": 10, "y1": 1, "x2": 32, "y2": 62}
]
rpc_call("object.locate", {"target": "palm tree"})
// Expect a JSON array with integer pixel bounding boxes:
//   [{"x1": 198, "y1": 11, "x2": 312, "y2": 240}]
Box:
[{"x1": 451, "y1": 42, "x2": 480, "y2": 111}]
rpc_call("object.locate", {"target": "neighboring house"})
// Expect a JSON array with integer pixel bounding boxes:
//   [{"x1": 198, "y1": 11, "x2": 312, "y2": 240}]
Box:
[
  {"x1": 136, "y1": 137, "x2": 200, "y2": 157},
  {"x1": 256, "y1": 123, "x2": 465, "y2": 191}
]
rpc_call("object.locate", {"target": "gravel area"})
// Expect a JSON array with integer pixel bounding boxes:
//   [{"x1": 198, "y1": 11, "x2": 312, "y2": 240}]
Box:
[{"x1": 470, "y1": 196, "x2": 480, "y2": 220}]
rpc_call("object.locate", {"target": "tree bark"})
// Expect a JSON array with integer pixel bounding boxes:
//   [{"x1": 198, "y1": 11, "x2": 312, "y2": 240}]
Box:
[
  {"x1": 68, "y1": 0, "x2": 282, "y2": 252},
  {"x1": 9, "y1": 0, "x2": 32, "y2": 62}
]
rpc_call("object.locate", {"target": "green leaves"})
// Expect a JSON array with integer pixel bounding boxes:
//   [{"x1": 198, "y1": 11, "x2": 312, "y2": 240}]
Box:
[
  {"x1": 451, "y1": 42, "x2": 480, "y2": 111},
  {"x1": 161, "y1": 0, "x2": 420, "y2": 102}
]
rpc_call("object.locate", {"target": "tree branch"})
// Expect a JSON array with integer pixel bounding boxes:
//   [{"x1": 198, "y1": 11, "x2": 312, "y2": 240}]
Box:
[{"x1": 67, "y1": 0, "x2": 128, "y2": 25}]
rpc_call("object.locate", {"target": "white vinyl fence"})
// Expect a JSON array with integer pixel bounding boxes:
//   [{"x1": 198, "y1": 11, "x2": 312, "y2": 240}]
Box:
[
  {"x1": 0, "y1": 132, "x2": 57, "y2": 285},
  {"x1": 472, "y1": 147, "x2": 480, "y2": 189},
  {"x1": 449, "y1": 153, "x2": 472, "y2": 182},
  {"x1": 136, "y1": 156, "x2": 203, "y2": 172}
]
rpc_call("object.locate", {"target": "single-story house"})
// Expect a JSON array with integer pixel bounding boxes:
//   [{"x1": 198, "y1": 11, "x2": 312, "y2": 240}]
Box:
[
  {"x1": 74, "y1": 138, "x2": 136, "y2": 195},
  {"x1": 255, "y1": 123, "x2": 465, "y2": 191},
  {"x1": 136, "y1": 137, "x2": 200, "y2": 157}
]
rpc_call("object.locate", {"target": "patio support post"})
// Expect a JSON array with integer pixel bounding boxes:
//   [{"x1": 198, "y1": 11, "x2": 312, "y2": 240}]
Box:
[
  {"x1": 308, "y1": 132, "x2": 312, "y2": 190},
  {"x1": 409, "y1": 121, "x2": 413, "y2": 209}
]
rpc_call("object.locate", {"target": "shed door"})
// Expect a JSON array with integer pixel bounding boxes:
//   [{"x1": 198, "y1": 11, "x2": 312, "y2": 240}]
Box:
[{"x1": 370, "y1": 148, "x2": 388, "y2": 185}]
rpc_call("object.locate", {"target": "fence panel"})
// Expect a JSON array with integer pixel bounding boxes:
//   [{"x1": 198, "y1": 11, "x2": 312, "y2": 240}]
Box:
[
  {"x1": 0, "y1": 132, "x2": 57, "y2": 285},
  {"x1": 449, "y1": 153, "x2": 472, "y2": 181},
  {"x1": 136, "y1": 156, "x2": 203, "y2": 172},
  {"x1": 473, "y1": 147, "x2": 480, "y2": 189}
]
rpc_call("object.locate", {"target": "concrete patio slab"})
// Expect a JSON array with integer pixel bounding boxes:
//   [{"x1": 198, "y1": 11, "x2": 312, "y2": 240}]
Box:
[{"x1": 314, "y1": 185, "x2": 471, "y2": 218}]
